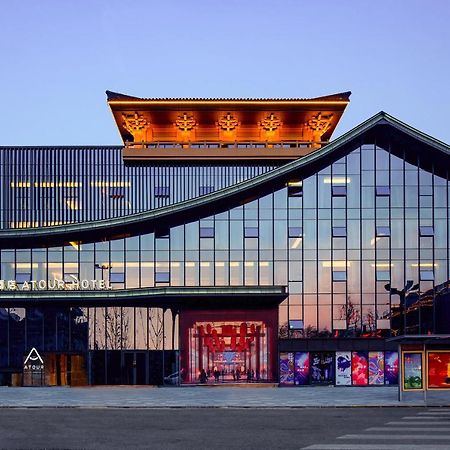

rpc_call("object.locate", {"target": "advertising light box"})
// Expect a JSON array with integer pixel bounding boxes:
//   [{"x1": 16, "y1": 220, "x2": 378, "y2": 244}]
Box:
[
  {"x1": 310, "y1": 352, "x2": 334, "y2": 385},
  {"x1": 335, "y1": 351, "x2": 352, "y2": 386},
  {"x1": 279, "y1": 352, "x2": 294, "y2": 385},
  {"x1": 294, "y1": 352, "x2": 310, "y2": 385},
  {"x1": 352, "y1": 352, "x2": 368, "y2": 385},
  {"x1": 427, "y1": 351, "x2": 450, "y2": 389},
  {"x1": 402, "y1": 352, "x2": 423, "y2": 390},
  {"x1": 384, "y1": 351, "x2": 399, "y2": 385},
  {"x1": 369, "y1": 351, "x2": 384, "y2": 385}
]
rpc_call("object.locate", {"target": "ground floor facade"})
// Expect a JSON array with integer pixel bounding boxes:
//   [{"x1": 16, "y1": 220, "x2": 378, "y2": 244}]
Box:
[{"x1": 0, "y1": 304, "x2": 402, "y2": 387}]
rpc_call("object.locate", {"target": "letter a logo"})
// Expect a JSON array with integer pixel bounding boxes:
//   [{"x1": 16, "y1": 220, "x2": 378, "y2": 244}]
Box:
[{"x1": 24, "y1": 347, "x2": 44, "y2": 365}]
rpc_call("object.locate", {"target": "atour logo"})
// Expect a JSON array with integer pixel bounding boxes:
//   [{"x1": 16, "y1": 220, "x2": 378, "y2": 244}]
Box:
[{"x1": 23, "y1": 347, "x2": 44, "y2": 371}]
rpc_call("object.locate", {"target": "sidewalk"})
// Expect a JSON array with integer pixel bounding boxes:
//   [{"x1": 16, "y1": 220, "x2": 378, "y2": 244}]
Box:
[{"x1": 1, "y1": 386, "x2": 450, "y2": 408}]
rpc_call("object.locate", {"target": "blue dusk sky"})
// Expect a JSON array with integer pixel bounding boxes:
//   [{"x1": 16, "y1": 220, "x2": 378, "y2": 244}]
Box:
[{"x1": 0, "y1": 0, "x2": 449, "y2": 146}]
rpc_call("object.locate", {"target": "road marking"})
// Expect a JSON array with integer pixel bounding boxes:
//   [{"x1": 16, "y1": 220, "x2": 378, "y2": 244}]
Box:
[
  {"x1": 367, "y1": 426, "x2": 450, "y2": 431},
  {"x1": 303, "y1": 445, "x2": 450, "y2": 450},
  {"x1": 338, "y1": 434, "x2": 450, "y2": 440},
  {"x1": 401, "y1": 416, "x2": 450, "y2": 420},
  {"x1": 418, "y1": 411, "x2": 450, "y2": 415},
  {"x1": 388, "y1": 420, "x2": 450, "y2": 425}
]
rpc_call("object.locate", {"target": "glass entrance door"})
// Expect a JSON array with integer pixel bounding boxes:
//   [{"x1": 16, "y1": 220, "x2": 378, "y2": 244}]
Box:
[{"x1": 187, "y1": 321, "x2": 269, "y2": 383}]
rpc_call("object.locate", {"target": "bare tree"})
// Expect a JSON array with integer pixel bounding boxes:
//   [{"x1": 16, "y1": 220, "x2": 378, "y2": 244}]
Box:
[{"x1": 148, "y1": 308, "x2": 164, "y2": 350}]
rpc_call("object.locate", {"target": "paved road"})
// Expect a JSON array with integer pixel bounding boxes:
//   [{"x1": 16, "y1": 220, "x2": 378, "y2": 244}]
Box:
[{"x1": 1, "y1": 407, "x2": 449, "y2": 449}]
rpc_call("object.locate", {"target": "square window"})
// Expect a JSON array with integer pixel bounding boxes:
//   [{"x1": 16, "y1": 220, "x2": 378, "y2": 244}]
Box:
[
  {"x1": 376, "y1": 226, "x2": 391, "y2": 237},
  {"x1": 332, "y1": 185, "x2": 347, "y2": 196},
  {"x1": 244, "y1": 227, "x2": 259, "y2": 238},
  {"x1": 199, "y1": 186, "x2": 214, "y2": 196},
  {"x1": 200, "y1": 227, "x2": 215, "y2": 238},
  {"x1": 376, "y1": 270, "x2": 390, "y2": 281},
  {"x1": 420, "y1": 270, "x2": 434, "y2": 281},
  {"x1": 109, "y1": 187, "x2": 125, "y2": 199},
  {"x1": 419, "y1": 226, "x2": 434, "y2": 237},
  {"x1": 287, "y1": 181, "x2": 303, "y2": 197},
  {"x1": 16, "y1": 273, "x2": 31, "y2": 283},
  {"x1": 155, "y1": 271, "x2": 170, "y2": 283},
  {"x1": 376, "y1": 186, "x2": 390, "y2": 196},
  {"x1": 64, "y1": 273, "x2": 78, "y2": 283},
  {"x1": 332, "y1": 271, "x2": 347, "y2": 282},
  {"x1": 288, "y1": 227, "x2": 303, "y2": 238},
  {"x1": 110, "y1": 272, "x2": 125, "y2": 283},
  {"x1": 332, "y1": 227, "x2": 347, "y2": 237},
  {"x1": 155, "y1": 229, "x2": 169, "y2": 238},
  {"x1": 155, "y1": 186, "x2": 169, "y2": 198}
]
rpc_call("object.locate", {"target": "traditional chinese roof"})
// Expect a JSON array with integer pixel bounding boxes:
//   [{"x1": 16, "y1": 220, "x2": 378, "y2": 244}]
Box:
[{"x1": 107, "y1": 90, "x2": 351, "y2": 147}]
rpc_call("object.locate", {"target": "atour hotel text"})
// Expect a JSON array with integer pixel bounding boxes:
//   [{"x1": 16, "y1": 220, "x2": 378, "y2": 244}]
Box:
[{"x1": 0, "y1": 279, "x2": 112, "y2": 291}]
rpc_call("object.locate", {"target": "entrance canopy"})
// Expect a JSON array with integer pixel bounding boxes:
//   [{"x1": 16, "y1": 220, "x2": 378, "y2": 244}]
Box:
[{"x1": 0, "y1": 285, "x2": 287, "y2": 309}]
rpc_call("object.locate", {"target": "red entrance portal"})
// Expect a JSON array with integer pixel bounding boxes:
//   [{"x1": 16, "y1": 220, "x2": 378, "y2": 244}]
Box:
[{"x1": 179, "y1": 308, "x2": 277, "y2": 384}]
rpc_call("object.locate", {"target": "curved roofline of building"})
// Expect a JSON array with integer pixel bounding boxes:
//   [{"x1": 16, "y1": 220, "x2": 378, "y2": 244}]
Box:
[
  {"x1": 1, "y1": 111, "x2": 449, "y2": 247},
  {"x1": 106, "y1": 90, "x2": 352, "y2": 103}
]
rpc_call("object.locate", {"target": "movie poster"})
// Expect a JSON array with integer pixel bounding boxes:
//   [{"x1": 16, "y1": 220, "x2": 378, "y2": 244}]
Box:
[
  {"x1": 384, "y1": 351, "x2": 399, "y2": 385},
  {"x1": 335, "y1": 351, "x2": 352, "y2": 386},
  {"x1": 352, "y1": 352, "x2": 368, "y2": 385},
  {"x1": 294, "y1": 352, "x2": 310, "y2": 385},
  {"x1": 403, "y1": 352, "x2": 423, "y2": 390},
  {"x1": 279, "y1": 352, "x2": 294, "y2": 385},
  {"x1": 310, "y1": 352, "x2": 334, "y2": 385},
  {"x1": 427, "y1": 352, "x2": 450, "y2": 389}
]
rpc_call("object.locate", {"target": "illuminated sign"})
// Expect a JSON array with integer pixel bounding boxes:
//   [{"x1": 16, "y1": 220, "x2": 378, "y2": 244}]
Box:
[
  {"x1": 24, "y1": 347, "x2": 44, "y2": 371},
  {"x1": 0, "y1": 279, "x2": 112, "y2": 291}
]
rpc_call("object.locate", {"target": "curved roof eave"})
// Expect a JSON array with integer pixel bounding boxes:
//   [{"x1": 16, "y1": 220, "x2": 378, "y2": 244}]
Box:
[{"x1": 1, "y1": 112, "x2": 449, "y2": 247}]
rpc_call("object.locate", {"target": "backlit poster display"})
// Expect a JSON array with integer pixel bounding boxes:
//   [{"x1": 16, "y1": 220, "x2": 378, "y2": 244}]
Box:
[
  {"x1": 352, "y1": 352, "x2": 368, "y2": 385},
  {"x1": 310, "y1": 352, "x2": 334, "y2": 385},
  {"x1": 294, "y1": 352, "x2": 310, "y2": 385},
  {"x1": 368, "y1": 351, "x2": 384, "y2": 385},
  {"x1": 384, "y1": 351, "x2": 399, "y2": 385},
  {"x1": 335, "y1": 351, "x2": 352, "y2": 386},
  {"x1": 427, "y1": 351, "x2": 450, "y2": 389},
  {"x1": 279, "y1": 352, "x2": 294, "y2": 385},
  {"x1": 402, "y1": 352, "x2": 423, "y2": 390}
]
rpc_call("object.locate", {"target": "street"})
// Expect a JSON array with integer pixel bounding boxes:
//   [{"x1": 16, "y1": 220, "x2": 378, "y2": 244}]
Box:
[{"x1": 1, "y1": 407, "x2": 450, "y2": 449}]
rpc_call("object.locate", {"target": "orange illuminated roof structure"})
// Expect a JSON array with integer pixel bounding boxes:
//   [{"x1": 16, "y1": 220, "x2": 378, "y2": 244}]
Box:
[{"x1": 107, "y1": 90, "x2": 351, "y2": 161}]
